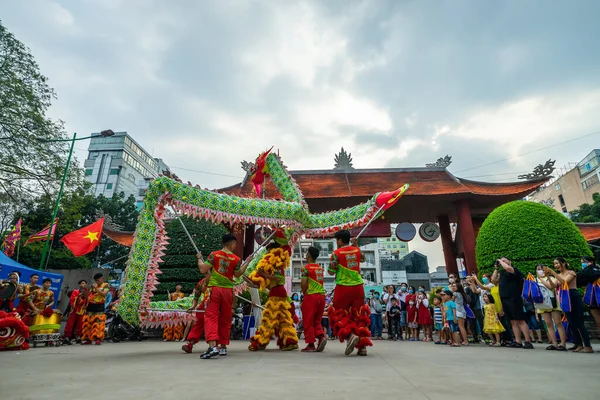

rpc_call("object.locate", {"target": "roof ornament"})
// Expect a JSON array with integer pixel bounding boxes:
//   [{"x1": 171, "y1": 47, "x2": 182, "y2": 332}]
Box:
[
  {"x1": 334, "y1": 147, "x2": 354, "y2": 170},
  {"x1": 518, "y1": 159, "x2": 556, "y2": 180},
  {"x1": 426, "y1": 155, "x2": 452, "y2": 168},
  {"x1": 240, "y1": 160, "x2": 254, "y2": 188}
]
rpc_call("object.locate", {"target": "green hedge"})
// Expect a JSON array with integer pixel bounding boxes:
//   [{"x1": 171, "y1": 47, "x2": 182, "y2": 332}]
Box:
[
  {"x1": 161, "y1": 254, "x2": 197, "y2": 267},
  {"x1": 158, "y1": 268, "x2": 202, "y2": 282},
  {"x1": 153, "y1": 216, "x2": 228, "y2": 298},
  {"x1": 476, "y1": 200, "x2": 592, "y2": 276}
]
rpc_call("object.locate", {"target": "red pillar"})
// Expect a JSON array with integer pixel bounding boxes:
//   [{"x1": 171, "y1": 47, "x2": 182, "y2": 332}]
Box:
[
  {"x1": 438, "y1": 214, "x2": 458, "y2": 275},
  {"x1": 455, "y1": 200, "x2": 478, "y2": 275}
]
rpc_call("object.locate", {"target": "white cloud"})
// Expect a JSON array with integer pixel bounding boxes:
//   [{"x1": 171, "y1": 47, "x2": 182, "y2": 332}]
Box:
[{"x1": 437, "y1": 90, "x2": 600, "y2": 157}]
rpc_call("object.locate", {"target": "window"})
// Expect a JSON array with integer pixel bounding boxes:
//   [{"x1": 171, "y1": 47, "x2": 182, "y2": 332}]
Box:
[
  {"x1": 293, "y1": 268, "x2": 301, "y2": 279},
  {"x1": 106, "y1": 183, "x2": 113, "y2": 190},
  {"x1": 555, "y1": 184, "x2": 560, "y2": 191},
  {"x1": 582, "y1": 174, "x2": 599, "y2": 190},
  {"x1": 558, "y1": 194, "x2": 566, "y2": 207},
  {"x1": 110, "y1": 168, "x2": 119, "y2": 175},
  {"x1": 85, "y1": 169, "x2": 93, "y2": 176}
]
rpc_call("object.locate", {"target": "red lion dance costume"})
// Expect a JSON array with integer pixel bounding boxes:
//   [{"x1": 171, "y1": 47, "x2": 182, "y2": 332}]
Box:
[
  {"x1": 0, "y1": 311, "x2": 29, "y2": 351},
  {"x1": 328, "y1": 232, "x2": 372, "y2": 356},
  {"x1": 248, "y1": 231, "x2": 299, "y2": 351}
]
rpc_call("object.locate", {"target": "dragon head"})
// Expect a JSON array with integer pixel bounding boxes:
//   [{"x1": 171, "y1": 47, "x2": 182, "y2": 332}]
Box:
[
  {"x1": 250, "y1": 147, "x2": 274, "y2": 196},
  {"x1": 375, "y1": 184, "x2": 409, "y2": 210},
  {"x1": 0, "y1": 311, "x2": 30, "y2": 351}
]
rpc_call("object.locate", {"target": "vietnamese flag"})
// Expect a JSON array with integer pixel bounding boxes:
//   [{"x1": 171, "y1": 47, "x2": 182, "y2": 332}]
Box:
[{"x1": 60, "y1": 218, "x2": 104, "y2": 257}]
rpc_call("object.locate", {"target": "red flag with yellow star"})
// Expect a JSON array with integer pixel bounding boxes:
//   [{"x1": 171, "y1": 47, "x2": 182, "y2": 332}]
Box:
[{"x1": 60, "y1": 218, "x2": 104, "y2": 257}]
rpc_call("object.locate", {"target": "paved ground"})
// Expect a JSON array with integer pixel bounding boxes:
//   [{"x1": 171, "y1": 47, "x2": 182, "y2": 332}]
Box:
[{"x1": 2, "y1": 339, "x2": 598, "y2": 400}]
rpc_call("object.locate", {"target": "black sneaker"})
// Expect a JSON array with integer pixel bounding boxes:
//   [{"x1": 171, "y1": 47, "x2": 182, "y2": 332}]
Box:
[
  {"x1": 510, "y1": 342, "x2": 523, "y2": 348},
  {"x1": 522, "y1": 342, "x2": 534, "y2": 349},
  {"x1": 200, "y1": 346, "x2": 220, "y2": 359},
  {"x1": 219, "y1": 347, "x2": 227, "y2": 356}
]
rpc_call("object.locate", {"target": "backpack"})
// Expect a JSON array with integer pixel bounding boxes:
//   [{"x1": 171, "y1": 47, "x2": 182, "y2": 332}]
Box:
[{"x1": 464, "y1": 287, "x2": 477, "y2": 308}]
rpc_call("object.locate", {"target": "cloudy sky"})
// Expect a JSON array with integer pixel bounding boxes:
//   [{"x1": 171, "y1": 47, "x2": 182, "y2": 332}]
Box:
[{"x1": 2, "y1": 0, "x2": 600, "y2": 271}]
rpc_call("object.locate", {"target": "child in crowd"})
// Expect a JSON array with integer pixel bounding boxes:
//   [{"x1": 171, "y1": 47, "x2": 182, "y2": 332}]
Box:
[
  {"x1": 417, "y1": 291, "x2": 433, "y2": 341},
  {"x1": 523, "y1": 297, "x2": 543, "y2": 344},
  {"x1": 389, "y1": 298, "x2": 402, "y2": 341},
  {"x1": 406, "y1": 290, "x2": 418, "y2": 341},
  {"x1": 441, "y1": 290, "x2": 460, "y2": 347},
  {"x1": 433, "y1": 296, "x2": 444, "y2": 344},
  {"x1": 482, "y1": 294, "x2": 505, "y2": 346}
]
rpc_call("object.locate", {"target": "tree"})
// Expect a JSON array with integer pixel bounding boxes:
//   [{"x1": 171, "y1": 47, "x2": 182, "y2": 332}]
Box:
[
  {"x1": 333, "y1": 147, "x2": 354, "y2": 170},
  {"x1": 569, "y1": 192, "x2": 600, "y2": 223},
  {"x1": 476, "y1": 200, "x2": 592, "y2": 276},
  {"x1": 152, "y1": 216, "x2": 228, "y2": 301},
  {"x1": 0, "y1": 21, "x2": 82, "y2": 220}
]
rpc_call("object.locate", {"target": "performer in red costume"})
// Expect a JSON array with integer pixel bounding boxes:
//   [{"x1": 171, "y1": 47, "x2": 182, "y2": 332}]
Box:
[
  {"x1": 300, "y1": 246, "x2": 327, "y2": 352},
  {"x1": 328, "y1": 230, "x2": 372, "y2": 356},
  {"x1": 63, "y1": 280, "x2": 89, "y2": 344},
  {"x1": 181, "y1": 277, "x2": 209, "y2": 353},
  {"x1": 16, "y1": 274, "x2": 39, "y2": 318},
  {"x1": 198, "y1": 233, "x2": 248, "y2": 359}
]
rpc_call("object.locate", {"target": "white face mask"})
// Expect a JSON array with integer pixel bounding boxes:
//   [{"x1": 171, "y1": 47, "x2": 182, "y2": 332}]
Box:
[
  {"x1": 536, "y1": 270, "x2": 545, "y2": 278},
  {"x1": 409, "y1": 301, "x2": 415, "y2": 306}
]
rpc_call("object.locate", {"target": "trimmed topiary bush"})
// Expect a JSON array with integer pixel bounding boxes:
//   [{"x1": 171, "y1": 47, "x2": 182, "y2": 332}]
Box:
[
  {"x1": 476, "y1": 200, "x2": 592, "y2": 276},
  {"x1": 152, "y1": 216, "x2": 228, "y2": 301}
]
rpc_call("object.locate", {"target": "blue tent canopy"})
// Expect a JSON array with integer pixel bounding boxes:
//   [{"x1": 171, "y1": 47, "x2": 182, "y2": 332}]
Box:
[{"x1": 0, "y1": 252, "x2": 63, "y2": 308}]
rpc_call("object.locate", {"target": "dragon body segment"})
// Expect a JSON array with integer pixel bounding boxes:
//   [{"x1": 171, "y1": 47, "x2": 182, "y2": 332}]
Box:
[{"x1": 118, "y1": 149, "x2": 407, "y2": 327}]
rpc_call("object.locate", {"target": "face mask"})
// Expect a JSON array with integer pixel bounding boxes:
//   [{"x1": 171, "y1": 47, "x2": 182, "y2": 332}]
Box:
[
  {"x1": 449, "y1": 279, "x2": 455, "y2": 284},
  {"x1": 374, "y1": 295, "x2": 380, "y2": 299},
  {"x1": 482, "y1": 277, "x2": 489, "y2": 284},
  {"x1": 409, "y1": 301, "x2": 415, "y2": 306},
  {"x1": 582, "y1": 263, "x2": 589, "y2": 269},
  {"x1": 292, "y1": 297, "x2": 298, "y2": 301},
  {"x1": 400, "y1": 287, "x2": 407, "y2": 292},
  {"x1": 418, "y1": 288, "x2": 424, "y2": 293},
  {"x1": 408, "y1": 289, "x2": 414, "y2": 294},
  {"x1": 537, "y1": 270, "x2": 545, "y2": 277}
]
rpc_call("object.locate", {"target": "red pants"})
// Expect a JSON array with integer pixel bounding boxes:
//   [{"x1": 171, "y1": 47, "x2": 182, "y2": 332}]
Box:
[
  {"x1": 330, "y1": 285, "x2": 372, "y2": 349},
  {"x1": 301, "y1": 293, "x2": 325, "y2": 344},
  {"x1": 187, "y1": 311, "x2": 205, "y2": 345},
  {"x1": 64, "y1": 313, "x2": 84, "y2": 339},
  {"x1": 205, "y1": 286, "x2": 233, "y2": 345}
]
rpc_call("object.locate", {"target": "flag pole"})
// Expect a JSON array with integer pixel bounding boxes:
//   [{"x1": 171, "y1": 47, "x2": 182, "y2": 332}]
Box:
[
  {"x1": 45, "y1": 236, "x2": 54, "y2": 270},
  {"x1": 16, "y1": 239, "x2": 20, "y2": 262},
  {"x1": 39, "y1": 132, "x2": 76, "y2": 269}
]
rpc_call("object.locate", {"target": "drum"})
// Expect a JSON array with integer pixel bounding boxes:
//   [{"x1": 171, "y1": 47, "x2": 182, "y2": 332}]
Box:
[
  {"x1": 0, "y1": 282, "x2": 17, "y2": 300},
  {"x1": 29, "y1": 311, "x2": 63, "y2": 334}
]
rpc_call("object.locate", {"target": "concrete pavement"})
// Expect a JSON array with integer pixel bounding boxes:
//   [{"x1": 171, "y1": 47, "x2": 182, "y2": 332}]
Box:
[{"x1": 1, "y1": 340, "x2": 598, "y2": 400}]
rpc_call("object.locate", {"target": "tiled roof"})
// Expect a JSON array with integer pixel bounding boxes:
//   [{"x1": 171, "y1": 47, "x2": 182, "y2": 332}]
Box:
[
  {"x1": 221, "y1": 168, "x2": 547, "y2": 199},
  {"x1": 219, "y1": 168, "x2": 548, "y2": 223},
  {"x1": 575, "y1": 223, "x2": 600, "y2": 242}
]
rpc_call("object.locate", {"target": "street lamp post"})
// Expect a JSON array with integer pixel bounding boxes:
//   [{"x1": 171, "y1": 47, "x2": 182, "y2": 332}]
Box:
[{"x1": 37, "y1": 129, "x2": 115, "y2": 270}]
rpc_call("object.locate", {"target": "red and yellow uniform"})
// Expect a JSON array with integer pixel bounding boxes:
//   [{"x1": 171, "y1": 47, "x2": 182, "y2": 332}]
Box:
[
  {"x1": 328, "y1": 246, "x2": 372, "y2": 351},
  {"x1": 30, "y1": 289, "x2": 54, "y2": 312},
  {"x1": 82, "y1": 282, "x2": 108, "y2": 343},
  {"x1": 16, "y1": 284, "x2": 39, "y2": 317},
  {"x1": 248, "y1": 247, "x2": 299, "y2": 351},
  {"x1": 301, "y1": 263, "x2": 326, "y2": 345},
  {"x1": 163, "y1": 291, "x2": 186, "y2": 341},
  {"x1": 205, "y1": 250, "x2": 241, "y2": 346},
  {"x1": 63, "y1": 289, "x2": 88, "y2": 340}
]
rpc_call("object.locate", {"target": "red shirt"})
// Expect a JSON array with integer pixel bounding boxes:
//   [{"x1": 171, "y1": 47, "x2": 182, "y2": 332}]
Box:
[
  {"x1": 207, "y1": 250, "x2": 242, "y2": 288},
  {"x1": 331, "y1": 246, "x2": 362, "y2": 273}
]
